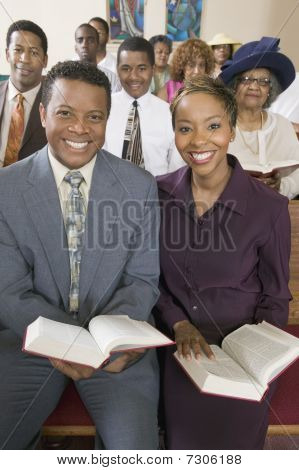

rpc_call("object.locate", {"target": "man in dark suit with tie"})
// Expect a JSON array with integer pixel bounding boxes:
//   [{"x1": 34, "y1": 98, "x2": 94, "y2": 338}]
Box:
[
  {"x1": 0, "y1": 61, "x2": 160, "y2": 450},
  {"x1": 0, "y1": 20, "x2": 48, "y2": 166}
]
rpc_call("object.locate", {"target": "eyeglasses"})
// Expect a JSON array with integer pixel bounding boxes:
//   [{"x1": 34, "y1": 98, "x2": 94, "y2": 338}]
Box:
[
  {"x1": 214, "y1": 44, "x2": 231, "y2": 51},
  {"x1": 239, "y1": 76, "x2": 272, "y2": 87}
]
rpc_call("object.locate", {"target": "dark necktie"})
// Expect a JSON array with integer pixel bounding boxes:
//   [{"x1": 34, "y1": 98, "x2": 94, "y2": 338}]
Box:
[
  {"x1": 64, "y1": 171, "x2": 86, "y2": 315},
  {"x1": 122, "y1": 100, "x2": 144, "y2": 168}
]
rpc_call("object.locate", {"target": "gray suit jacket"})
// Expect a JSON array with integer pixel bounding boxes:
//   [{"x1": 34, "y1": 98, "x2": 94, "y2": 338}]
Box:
[
  {"x1": 0, "y1": 80, "x2": 47, "y2": 160},
  {"x1": 0, "y1": 146, "x2": 160, "y2": 338}
]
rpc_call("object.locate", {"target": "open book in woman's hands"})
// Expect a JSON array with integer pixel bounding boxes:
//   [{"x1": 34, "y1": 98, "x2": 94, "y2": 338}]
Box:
[
  {"x1": 244, "y1": 160, "x2": 299, "y2": 177},
  {"x1": 175, "y1": 321, "x2": 299, "y2": 401},
  {"x1": 23, "y1": 315, "x2": 173, "y2": 369}
]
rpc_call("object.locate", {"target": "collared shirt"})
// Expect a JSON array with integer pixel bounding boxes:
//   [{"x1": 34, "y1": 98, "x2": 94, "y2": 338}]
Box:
[
  {"x1": 98, "y1": 51, "x2": 117, "y2": 74},
  {"x1": 155, "y1": 155, "x2": 291, "y2": 343},
  {"x1": 228, "y1": 111, "x2": 299, "y2": 199},
  {"x1": 98, "y1": 65, "x2": 121, "y2": 93},
  {"x1": 0, "y1": 80, "x2": 41, "y2": 165},
  {"x1": 48, "y1": 148, "x2": 97, "y2": 218},
  {"x1": 103, "y1": 88, "x2": 185, "y2": 176}
]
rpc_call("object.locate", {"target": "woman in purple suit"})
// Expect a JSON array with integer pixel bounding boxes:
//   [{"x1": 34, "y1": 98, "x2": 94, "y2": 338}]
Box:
[{"x1": 155, "y1": 75, "x2": 291, "y2": 449}]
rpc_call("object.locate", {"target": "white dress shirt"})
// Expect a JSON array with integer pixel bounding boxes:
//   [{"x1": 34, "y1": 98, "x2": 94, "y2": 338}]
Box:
[
  {"x1": 0, "y1": 80, "x2": 41, "y2": 166},
  {"x1": 103, "y1": 89, "x2": 185, "y2": 176},
  {"x1": 98, "y1": 51, "x2": 117, "y2": 74},
  {"x1": 270, "y1": 73, "x2": 299, "y2": 123},
  {"x1": 48, "y1": 148, "x2": 97, "y2": 217},
  {"x1": 98, "y1": 65, "x2": 121, "y2": 93},
  {"x1": 228, "y1": 111, "x2": 299, "y2": 199}
]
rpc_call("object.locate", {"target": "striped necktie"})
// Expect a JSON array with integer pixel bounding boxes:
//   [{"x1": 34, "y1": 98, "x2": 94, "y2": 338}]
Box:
[
  {"x1": 122, "y1": 100, "x2": 144, "y2": 168},
  {"x1": 4, "y1": 93, "x2": 25, "y2": 167},
  {"x1": 64, "y1": 171, "x2": 86, "y2": 315}
]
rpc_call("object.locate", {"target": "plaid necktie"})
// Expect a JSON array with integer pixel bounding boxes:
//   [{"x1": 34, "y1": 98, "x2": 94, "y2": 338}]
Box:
[
  {"x1": 64, "y1": 171, "x2": 86, "y2": 315},
  {"x1": 122, "y1": 100, "x2": 144, "y2": 168},
  {"x1": 4, "y1": 93, "x2": 25, "y2": 167}
]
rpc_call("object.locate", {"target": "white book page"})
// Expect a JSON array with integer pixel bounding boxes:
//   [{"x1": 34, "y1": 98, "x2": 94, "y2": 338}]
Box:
[
  {"x1": 89, "y1": 315, "x2": 167, "y2": 355},
  {"x1": 222, "y1": 325, "x2": 291, "y2": 385},
  {"x1": 200, "y1": 345, "x2": 256, "y2": 382},
  {"x1": 257, "y1": 322, "x2": 299, "y2": 349},
  {"x1": 174, "y1": 346, "x2": 264, "y2": 400},
  {"x1": 243, "y1": 160, "x2": 299, "y2": 173},
  {"x1": 25, "y1": 317, "x2": 103, "y2": 368}
]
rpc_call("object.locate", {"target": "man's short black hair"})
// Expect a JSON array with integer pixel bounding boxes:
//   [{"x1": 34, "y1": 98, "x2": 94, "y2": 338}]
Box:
[
  {"x1": 117, "y1": 37, "x2": 155, "y2": 66},
  {"x1": 89, "y1": 17, "x2": 109, "y2": 35},
  {"x1": 149, "y1": 35, "x2": 172, "y2": 54},
  {"x1": 41, "y1": 61, "x2": 111, "y2": 115},
  {"x1": 6, "y1": 20, "x2": 48, "y2": 55},
  {"x1": 75, "y1": 23, "x2": 99, "y2": 44}
]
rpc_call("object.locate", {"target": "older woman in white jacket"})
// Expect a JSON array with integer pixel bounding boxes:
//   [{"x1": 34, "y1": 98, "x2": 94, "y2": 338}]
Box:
[{"x1": 220, "y1": 36, "x2": 299, "y2": 199}]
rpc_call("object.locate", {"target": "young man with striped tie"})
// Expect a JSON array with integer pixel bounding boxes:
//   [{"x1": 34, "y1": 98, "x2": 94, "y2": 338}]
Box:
[{"x1": 103, "y1": 37, "x2": 184, "y2": 176}]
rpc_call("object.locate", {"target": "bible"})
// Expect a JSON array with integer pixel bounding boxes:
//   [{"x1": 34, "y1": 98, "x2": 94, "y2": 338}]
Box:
[
  {"x1": 23, "y1": 315, "x2": 173, "y2": 369},
  {"x1": 243, "y1": 160, "x2": 299, "y2": 177},
  {"x1": 174, "y1": 321, "x2": 299, "y2": 401}
]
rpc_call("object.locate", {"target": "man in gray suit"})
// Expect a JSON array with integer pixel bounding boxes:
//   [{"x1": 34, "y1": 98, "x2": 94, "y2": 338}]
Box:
[
  {"x1": 0, "y1": 61, "x2": 160, "y2": 449},
  {"x1": 0, "y1": 20, "x2": 48, "y2": 165}
]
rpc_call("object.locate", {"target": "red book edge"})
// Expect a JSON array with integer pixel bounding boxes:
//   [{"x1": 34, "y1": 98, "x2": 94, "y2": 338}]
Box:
[{"x1": 173, "y1": 351, "x2": 299, "y2": 403}]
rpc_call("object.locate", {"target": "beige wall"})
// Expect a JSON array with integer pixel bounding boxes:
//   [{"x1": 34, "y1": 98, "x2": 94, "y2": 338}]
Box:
[
  {"x1": 201, "y1": 0, "x2": 299, "y2": 69},
  {"x1": 0, "y1": 0, "x2": 298, "y2": 74},
  {"x1": 0, "y1": 0, "x2": 108, "y2": 73}
]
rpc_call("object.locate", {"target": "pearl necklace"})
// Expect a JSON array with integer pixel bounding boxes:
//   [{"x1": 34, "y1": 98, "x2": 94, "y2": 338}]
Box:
[{"x1": 237, "y1": 111, "x2": 264, "y2": 155}]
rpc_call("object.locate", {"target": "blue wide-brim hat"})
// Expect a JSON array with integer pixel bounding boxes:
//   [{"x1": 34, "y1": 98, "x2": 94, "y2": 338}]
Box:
[{"x1": 220, "y1": 36, "x2": 295, "y2": 92}]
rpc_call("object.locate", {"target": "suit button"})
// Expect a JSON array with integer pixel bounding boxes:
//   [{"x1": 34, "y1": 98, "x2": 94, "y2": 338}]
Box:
[{"x1": 192, "y1": 305, "x2": 198, "y2": 311}]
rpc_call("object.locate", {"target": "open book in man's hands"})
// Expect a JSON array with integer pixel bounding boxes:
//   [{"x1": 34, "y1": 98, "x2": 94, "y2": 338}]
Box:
[
  {"x1": 23, "y1": 315, "x2": 173, "y2": 369},
  {"x1": 174, "y1": 321, "x2": 299, "y2": 402},
  {"x1": 243, "y1": 160, "x2": 299, "y2": 177}
]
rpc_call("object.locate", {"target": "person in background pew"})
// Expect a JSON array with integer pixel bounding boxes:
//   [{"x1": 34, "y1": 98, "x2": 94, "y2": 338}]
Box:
[
  {"x1": 149, "y1": 35, "x2": 172, "y2": 95},
  {"x1": 103, "y1": 37, "x2": 185, "y2": 176},
  {"x1": 0, "y1": 20, "x2": 48, "y2": 166},
  {"x1": 207, "y1": 32, "x2": 241, "y2": 78},
  {"x1": 88, "y1": 17, "x2": 117, "y2": 73},
  {"x1": 157, "y1": 38, "x2": 214, "y2": 103},
  {"x1": 74, "y1": 23, "x2": 121, "y2": 93},
  {"x1": 154, "y1": 76, "x2": 291, "y2": 449},
  {"x1": 220, "y1": 36, "x2": 299, "y2": 200}
]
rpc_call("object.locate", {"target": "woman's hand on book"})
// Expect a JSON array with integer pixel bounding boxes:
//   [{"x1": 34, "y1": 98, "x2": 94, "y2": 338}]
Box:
[
  {"x1": 102, "y1": 349, "x2": 146, "y2": 373},
  {"x1": 173, "y1": 320, "x2": 214, "y2": 361},
  {"x1": 50, "y1": 359, "x2": 95, "y2": 380}
]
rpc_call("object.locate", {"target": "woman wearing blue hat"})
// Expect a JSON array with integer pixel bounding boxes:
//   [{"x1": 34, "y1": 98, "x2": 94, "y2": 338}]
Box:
[{"x1": 220, "y1": 37, "x2": 299, "y2": 200}]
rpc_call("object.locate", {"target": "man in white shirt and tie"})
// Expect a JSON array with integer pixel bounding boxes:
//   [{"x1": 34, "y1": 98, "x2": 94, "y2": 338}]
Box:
[
  {"x1": 0, "y1": 20, "x2": 48, "y2": 166},
  {"x1": 103, "y1": 37, "x2": 185, "y2": 176}
]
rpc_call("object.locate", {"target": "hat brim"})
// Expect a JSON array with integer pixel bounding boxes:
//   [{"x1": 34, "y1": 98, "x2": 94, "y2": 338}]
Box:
[
  {"x1": 220, "y1": 52, "x2": 295, "y2": 91},
  {"x1": 208, "y1": 39, "x2": 241, "y2": 46}
]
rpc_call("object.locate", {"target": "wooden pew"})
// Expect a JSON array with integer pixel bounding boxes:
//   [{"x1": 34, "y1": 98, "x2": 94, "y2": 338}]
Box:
[{"x1": 267, "y1": 200, "x2": 299, "y2": 436}]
